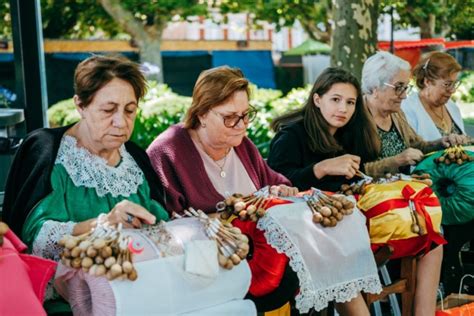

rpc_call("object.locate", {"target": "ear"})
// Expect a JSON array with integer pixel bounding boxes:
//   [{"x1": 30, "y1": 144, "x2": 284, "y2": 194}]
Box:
[
  {"x1": 198, "y1": 112, "x2": 209, "y2": 127},
  {"x1": 423, "y1": 77, "x2": 431, "y2": 87},
  {"x1": 73, "y1": 95, "x2": 85, "y2": 118},
  {"x1": 312, "y1": 93, "x2": 321, "y2": 107}
]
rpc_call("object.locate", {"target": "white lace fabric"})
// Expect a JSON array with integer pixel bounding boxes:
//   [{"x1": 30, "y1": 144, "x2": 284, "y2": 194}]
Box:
[
  {"x1": 56, "y1": 135, "x2": 144, "y2": 198},
  {"x1": 257, "y1": 201, "x2": 382, "y2": 313},
  {"x1": 33, "y1": 220, "x2": 75, "y2": 301}
]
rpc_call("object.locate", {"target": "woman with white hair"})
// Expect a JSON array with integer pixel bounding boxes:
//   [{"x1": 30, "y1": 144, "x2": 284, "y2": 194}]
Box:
[
  {"x1": 362, "y1": 51, "x2": 466, "y2": 178},
  {"x1": 361, "y1": 51, "x2": 468, "y2": 316}
]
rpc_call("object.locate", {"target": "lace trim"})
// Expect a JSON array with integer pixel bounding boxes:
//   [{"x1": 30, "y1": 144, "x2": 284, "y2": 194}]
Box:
[
  {"x1": 32, "y1": 220, "x2": 75, "y2": 261},
  {"x1": 56, "y1": 135, "x2": 144, "y2": 197},
  {"x1": 257, "y1": 215, "x2": 382, "y2": 313}
]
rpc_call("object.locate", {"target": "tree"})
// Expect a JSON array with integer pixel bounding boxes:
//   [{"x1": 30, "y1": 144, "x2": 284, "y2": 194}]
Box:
[
  {"x1": 0, "y1": 0, "x2": 209, "y2": 82},
  {"x1": 383, "y1": 0, "x2": 473, "y2": 39},
  {"x1": 331, "y1": 0, "x2": 380, "y2": 80},
  {"x1": 97, "y1": 0, "x2": 208, "y2": 82},
  {"x1": 219, "y1": 0, "x2": 333, "y2": 43}
]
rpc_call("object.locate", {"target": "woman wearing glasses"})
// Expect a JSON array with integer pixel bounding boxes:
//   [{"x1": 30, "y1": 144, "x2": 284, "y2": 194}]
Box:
[
  {"x1": 147, "y1": 66, "x2": 299, "y2": 313},
  {"x1": 362, "y1": 51, "x2": 467, "y2": 178},
  {"x1": 401, "y1": 51, "x2": 467, "y2": 140}
]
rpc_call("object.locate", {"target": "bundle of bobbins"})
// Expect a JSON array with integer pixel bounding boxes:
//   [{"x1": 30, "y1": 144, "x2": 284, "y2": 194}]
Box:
[
  {"x1": 59, "y1": 223, "x2": 138, "y2": 281},
  {"x1": 217, "y1": 193, "x2": 270, "y2": 222},
  {"x1": 305, "y1": 190, "x2": 355, "y2": 227},
  {"x1": 340, "y1": 173, "x2": 433, "y2": 196},
  {"x1": 175, "y1": 208, "x2": 250, "y2": 270},
  {"x1": 0, "y1": 221, "x2": 8, "y2": 246},
  {"x1": 435, "y1": 145, "x2": 473, "y2": 165}
]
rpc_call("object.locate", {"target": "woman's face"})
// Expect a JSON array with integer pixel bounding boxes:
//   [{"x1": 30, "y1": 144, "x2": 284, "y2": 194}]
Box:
[
  {"x1": 76, "y1": 78, "x2": 138, "y2": 151},
  {"x1": 313, "y1": 83, "x2": 357, "y2": 135},
  {"x1": 375, "y1": 69, "x2": 411, "y2": 113},
  {"x1": 199, "y1": 90, "x2": 251, "y2": 149},
  {"x1": 423, "y1": 71, "x2": 459, "y2": 107}
]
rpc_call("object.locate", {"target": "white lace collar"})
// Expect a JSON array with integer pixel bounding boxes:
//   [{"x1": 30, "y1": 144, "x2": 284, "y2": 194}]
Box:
[{"x1": 55, "y1": 135, "x2": 144, "y2": 197}]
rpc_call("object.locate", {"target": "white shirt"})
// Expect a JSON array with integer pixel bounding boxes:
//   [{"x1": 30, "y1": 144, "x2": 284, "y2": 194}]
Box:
[{"x1": 401, "y1": 91, "x2": 465, "y2": 141}]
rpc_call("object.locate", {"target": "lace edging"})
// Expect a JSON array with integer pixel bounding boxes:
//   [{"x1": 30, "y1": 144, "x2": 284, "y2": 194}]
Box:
[
  {"x1": 257, "y1": 215, "x2": 317, "y2": 313},
  {"x1": 257, "y1": 215, "x2": 382, "y2": 312},
  {"x1": 32, "y1": 220, "x2": 75, "y2": 261},
  {"x1": 56, "y1": 135, "x2": 144, "y2": 197}
]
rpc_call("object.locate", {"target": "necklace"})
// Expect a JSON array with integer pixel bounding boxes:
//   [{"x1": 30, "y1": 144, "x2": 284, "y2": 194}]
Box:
[
  {"x1": 195, "y1": 131, "x2": 230, "y2": 178},
  {"x1": 420, "y1": 96, "x2": 449, "y2": 132}
]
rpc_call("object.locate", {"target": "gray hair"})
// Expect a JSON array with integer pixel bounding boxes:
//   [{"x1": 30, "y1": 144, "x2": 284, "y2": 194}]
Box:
[{"x1": 361, "y1": 51, "x2": 411, "y2": 94}]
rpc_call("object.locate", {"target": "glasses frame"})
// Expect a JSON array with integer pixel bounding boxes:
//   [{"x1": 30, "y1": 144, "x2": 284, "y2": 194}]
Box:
[
  {"x1": 383, "y1": 82, "x2": 412, "y2": 96},
  {"x1": 438, "y1": 79, "x2": 461, "y2": 91},
  {"x1": 210, "y1": 105, "x2": 257, "y2": 128}
]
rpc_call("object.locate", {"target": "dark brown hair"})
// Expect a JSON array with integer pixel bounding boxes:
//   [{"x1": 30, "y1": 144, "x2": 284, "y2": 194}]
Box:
[
  {"x1": 184, "y1": 66, "x2": 250, "y2": 129},
  {"x1": 271, "y1": 67, "x2": 379, "y2": 162},
  {"x1": 413, "y1": 51, "x2": 462, "y2": 89},
  {"x1": 74, "y1": 55, "x2": 146, "y2": 108}
]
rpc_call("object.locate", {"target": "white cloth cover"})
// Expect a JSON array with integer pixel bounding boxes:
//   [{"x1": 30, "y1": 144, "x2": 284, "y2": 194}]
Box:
[
  {"x1": 258, "y1": 200, "x2": 382, "y2": 312},
  {"x1": 54, "y1": 218, "x2": 255, "y2": 315},
  {"x1": 401, "y1": 92, "x2": 465, "y2": 141}
]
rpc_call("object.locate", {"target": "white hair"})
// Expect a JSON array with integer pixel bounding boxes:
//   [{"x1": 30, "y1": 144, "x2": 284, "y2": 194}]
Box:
[{"x1": 361, "y1": 51, "x2": 411, "y2": 94}]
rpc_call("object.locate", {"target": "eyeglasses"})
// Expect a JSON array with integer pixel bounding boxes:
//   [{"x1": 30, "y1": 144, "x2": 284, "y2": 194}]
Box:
[
  {"x1": 439, "y1": 80, "x2": 461, "y2": 91},
  {"x1": 384, "y1": 82, "x2": 412, "y2": 96},
  {"x1": 211, "y1": 106, "x2": 257, "y2": 128}
]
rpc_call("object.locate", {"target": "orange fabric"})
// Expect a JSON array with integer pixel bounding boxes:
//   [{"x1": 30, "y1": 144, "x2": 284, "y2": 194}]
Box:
[
  {"x1": 265, "y1": 302, "x2": 291, "y2": 316},
  {"x1": 436, "y1": 302, "x2": 474, "y2": 315}
]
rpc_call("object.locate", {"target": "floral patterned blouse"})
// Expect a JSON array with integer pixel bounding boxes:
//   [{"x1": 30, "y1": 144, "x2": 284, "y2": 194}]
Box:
[{"x1": 377, "y1": 124, "x2": 407, "y2": 159}]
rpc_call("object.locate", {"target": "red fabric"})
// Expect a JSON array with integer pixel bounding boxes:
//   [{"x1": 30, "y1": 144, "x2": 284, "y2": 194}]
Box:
[
  {"x1": 0, "y1": 229, "x2": 57, "y2": 315},
  {"x1": 365, "y1": 184, "x2": 446, "y2": 259},
  {"x1": 232, "y1": 219, "x2": 289, "y2": 297}
]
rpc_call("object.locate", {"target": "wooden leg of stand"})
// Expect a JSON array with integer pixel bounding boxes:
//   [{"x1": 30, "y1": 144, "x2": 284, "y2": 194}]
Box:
[{"x1": 400, "y1": 257, "x2": 416, "y2": 316}]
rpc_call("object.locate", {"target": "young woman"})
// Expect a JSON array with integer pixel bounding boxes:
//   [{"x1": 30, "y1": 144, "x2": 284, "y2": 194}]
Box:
[
  {"x1": 267, "y1": 68, "x2": 380, "y2": 315},
  {"x1": 268, "y1": 67, "x2": 379, "y2": 192}
]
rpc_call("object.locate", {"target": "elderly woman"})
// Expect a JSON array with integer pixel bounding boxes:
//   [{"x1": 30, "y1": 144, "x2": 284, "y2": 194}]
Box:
[
  {"x1": 3, "y1": 55, "x2": 169, "y2": 312},
  {"x1": 147, "y1": 66, "x2": 299, "y2": 313},
  {"x1": 401, "y1": 51, "x2": 466, "y2": 140},
  {"x1": 361, "y1": 51, "x2": 469, "y2": 316},
  {"x1": 362, "y1": 51, "x2": 468, "y2": 178}
]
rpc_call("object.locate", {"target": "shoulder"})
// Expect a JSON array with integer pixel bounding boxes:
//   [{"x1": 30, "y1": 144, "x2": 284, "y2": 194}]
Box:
[
  {"x1": 146, "y1": 124, "x2": 188, "y2": 158},
  {"x1": 273, "y1": 120, "x2": 306, "y2": 144},
  {"x1": 401, "y1": 92, "x2": 422, "y2": 115},
  {"x1": 18, "y1": 126, "x2": 69, "y2": 158}
]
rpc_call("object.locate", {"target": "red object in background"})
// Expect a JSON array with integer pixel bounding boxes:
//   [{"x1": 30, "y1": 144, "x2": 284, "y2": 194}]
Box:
[
  {"x1": 0, "y1": 229, "x2": 57, "y2": 316},
  {"x1": 378, "y1": 39, "x2": 474, "y2": 68}
]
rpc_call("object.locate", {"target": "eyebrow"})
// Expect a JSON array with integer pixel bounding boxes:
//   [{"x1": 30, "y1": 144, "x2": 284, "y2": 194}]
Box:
[
  {"x1": 101, "y1": 101, "x2": 137, "y2": 107},
  {"x1": 330, "y1": 93, "x2": 356, "y2": 100}
]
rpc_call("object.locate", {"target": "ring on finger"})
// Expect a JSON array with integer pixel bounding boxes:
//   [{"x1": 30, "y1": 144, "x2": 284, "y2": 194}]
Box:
[{"x1": 126, "y1": 213, "x2": 135, "y2": 224}]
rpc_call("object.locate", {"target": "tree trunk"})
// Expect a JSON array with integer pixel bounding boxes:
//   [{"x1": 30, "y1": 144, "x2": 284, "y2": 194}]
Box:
[
  {"x1": 330, "y1": 0, "x2": 379, "y2": 81},
  {"x1": 136, "y1": 37, "x2": 164, "y2": 82},
  {"x1": 419, "y1": 13, "x2": 436, "y2": 38},
  {"x1": 99, "y1": 0, "x2": 164, "y2": 82}
]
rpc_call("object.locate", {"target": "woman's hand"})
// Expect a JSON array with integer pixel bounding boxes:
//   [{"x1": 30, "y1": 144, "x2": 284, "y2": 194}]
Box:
[
  {"x1": 105, "y1": 200, "x2": 156, "y2": 229},
  {"x1": 313, "y1": 154, "x2": 361, "y2": 179},
  {"x1": 270, "y1": 185, "x2": 299, "y2": 197},
  {"x1": 441, "y1": 134, "x2": 471, "y2": 147},
  {"x1": 394, "y1": 148, "x2": 424, "y2": 166}
]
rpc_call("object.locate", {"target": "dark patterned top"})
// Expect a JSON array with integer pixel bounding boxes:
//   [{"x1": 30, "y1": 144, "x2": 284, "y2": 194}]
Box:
[
  {"x1": 436, "y1": 117, "x2": 463, "y2": 137},
  {"x1": 377, "y1": 124, "x2": 407, "y2": 159}
]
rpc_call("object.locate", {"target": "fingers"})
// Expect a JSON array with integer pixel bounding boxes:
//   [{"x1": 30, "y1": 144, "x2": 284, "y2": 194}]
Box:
[
  {"x1": 272, "y1": 185, "x2": 299, "y2": 197},
  {"x1": 109, "y1": 200, "x2": 156, "y2": 227}
]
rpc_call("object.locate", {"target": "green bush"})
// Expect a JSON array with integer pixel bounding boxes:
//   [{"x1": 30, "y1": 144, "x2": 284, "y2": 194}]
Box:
[
  {"x1": 453, "y1": 71, "x2": 474, "y2": 103},
  {"x1": 47, "y1": 82, "x2": 308, "y2": 157}
]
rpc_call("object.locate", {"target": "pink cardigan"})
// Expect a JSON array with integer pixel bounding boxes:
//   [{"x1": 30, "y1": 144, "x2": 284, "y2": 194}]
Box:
[{"x1": 147, "y1": 124, "x2": 290, "y2": 214}]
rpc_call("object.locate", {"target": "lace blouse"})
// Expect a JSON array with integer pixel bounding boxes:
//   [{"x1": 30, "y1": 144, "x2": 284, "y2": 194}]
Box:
[{"x1": 22, "y1": 135, "x2": 169, "y2": 261}]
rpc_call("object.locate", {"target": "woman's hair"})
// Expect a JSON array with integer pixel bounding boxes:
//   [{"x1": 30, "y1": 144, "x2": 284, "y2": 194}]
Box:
[
  {"x1": 271, "y1": 67, "x2": 379, "y2": 161},
  {"x1": 361, "y1": 51, "x2": 411, "y2": 94},
  {"x1": 184, "y1": 66, "x2": 250, "y2": 129},
  {"x1": 412, "y1": 51, "x2": 462, "y2": 89},
  {"x1": 74, "y1": 55, "x2": 146, "y2": 108}
]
